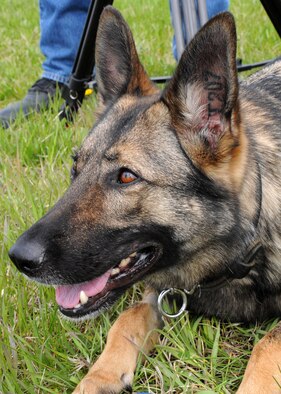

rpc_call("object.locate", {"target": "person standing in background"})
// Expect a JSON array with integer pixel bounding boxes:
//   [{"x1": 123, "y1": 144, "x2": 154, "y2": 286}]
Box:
[{"x1": 0, "y1": 0, "x2": 90, "y2": 128}]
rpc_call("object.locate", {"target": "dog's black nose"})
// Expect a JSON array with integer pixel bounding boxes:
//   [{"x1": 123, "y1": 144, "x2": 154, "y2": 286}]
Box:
[{"x1": 9, "y1": 236, "x2": 45, "y2": 276}]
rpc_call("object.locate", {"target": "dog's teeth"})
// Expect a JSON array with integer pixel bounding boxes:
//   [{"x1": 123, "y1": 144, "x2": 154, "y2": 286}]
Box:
[
  {"x1": 111, "y1": 267, "x2": 120, "y2": 276},
  {"x1": 119, "y1": 257, "x2": 131, "y2": 268},
  {"x1": 129, "y1": 252, "x2": 137, "y2": 258},
  {"x1": 79, "y1": 290, "x2": 88, "y2": 305},
  {"x1": 74, "y1": 303, "x2": 81, "y2": 309}
]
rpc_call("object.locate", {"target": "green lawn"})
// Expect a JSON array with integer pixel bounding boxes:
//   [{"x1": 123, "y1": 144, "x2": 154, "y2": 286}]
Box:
[{"x1": 1, "y1": 1, "x2": 281, "y2": 393}]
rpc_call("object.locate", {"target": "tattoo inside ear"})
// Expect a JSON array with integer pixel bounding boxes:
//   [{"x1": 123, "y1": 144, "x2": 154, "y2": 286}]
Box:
[{"x1": 203, "y1": 71, "x2": 226, "y2": 117}]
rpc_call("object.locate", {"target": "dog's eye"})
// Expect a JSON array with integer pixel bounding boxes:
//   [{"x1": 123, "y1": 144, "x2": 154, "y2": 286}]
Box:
[{"x1": 118, "y1": 168, "x2": 138, "y2": 184}]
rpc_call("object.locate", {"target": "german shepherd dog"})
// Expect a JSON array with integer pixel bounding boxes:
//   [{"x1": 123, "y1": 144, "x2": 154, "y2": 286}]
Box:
[{"x1": 8, "y1": 6, "x2": 281, "y2": 393}]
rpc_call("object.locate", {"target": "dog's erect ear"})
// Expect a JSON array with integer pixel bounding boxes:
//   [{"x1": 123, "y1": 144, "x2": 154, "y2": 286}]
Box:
[
  {"x1": 95, "y1": 6, "x2": 158, "y2": 105},
  {"x1": 163, "y1": 12, "x2": 241, "y2": 181}
]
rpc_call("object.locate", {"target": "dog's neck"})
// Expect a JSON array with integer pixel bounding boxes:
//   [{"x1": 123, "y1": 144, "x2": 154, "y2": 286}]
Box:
[{"x1": 158, "y1": 161, "x2": 263, "y2": 318}]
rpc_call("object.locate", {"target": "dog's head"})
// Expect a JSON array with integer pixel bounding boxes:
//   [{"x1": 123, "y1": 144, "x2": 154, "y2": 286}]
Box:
[{"x1": 9, "y1": 7, "x2": 254, "y2": 319}]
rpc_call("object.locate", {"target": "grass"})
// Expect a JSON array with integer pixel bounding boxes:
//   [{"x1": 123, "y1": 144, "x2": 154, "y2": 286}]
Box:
[{"x1": 1, "y1": 0, "x2": 281, "y2": 393}]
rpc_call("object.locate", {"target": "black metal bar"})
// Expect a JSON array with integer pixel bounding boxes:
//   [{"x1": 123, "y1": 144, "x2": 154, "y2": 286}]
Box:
[
  {"x1": 90, "y1": 58, "x2": 275, "y2": 89},
  {"x1": 59, "y1": 0, "x2": 113, "y2": 121},
  {"x1": 148, "y1": 59, "x2": 276, "y2": 85},
  {"x1": 71, "y1": 0, "x2": 113, "y2": 83},
  {"x1": 237, "y1": 59, "x2": 275, "y2": 72},
  {"x1": 260, "y1": 0, "x2": 281, "y2": 38}
]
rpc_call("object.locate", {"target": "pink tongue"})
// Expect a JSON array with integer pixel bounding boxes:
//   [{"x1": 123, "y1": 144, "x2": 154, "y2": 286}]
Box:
[{"x1": 55, "y1": 271, "x2": 111, "y2": 309}]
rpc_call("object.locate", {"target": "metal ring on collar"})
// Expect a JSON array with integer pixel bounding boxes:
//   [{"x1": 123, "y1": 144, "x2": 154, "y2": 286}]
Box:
[{"x1": 157, "y1": 288, "x2": 188, "y2": 318}]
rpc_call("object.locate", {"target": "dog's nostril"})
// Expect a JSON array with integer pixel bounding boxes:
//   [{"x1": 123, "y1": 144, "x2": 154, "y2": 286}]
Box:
[{"x1": 8, "y1": 238, "x2": 45, "y2": 275}]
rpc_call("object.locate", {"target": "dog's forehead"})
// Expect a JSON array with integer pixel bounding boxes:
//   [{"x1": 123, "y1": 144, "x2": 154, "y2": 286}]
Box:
[
  {"x1": 80, "y1": 94, "x2": 169, "y2": 158},
  {"x1": 75, "y1": 94, "x2": 191, "y2": 181}
]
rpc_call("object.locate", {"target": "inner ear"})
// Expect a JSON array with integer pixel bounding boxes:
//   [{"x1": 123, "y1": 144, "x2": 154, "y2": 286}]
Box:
[
  {"x1": 162, "y1": 12, "x2": 239, "y2": 166},
  {"x1": 166, "y1": 12, "x2": 238, "y2": 114},
  {"x1": 95, "y1": 6, "x2": 158, "y2": 105}
]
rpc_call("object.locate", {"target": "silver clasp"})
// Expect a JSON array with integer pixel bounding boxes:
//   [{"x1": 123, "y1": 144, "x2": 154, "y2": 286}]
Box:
[{"x1": 157, "y1": 286, "x2": 198, "y2": 318}]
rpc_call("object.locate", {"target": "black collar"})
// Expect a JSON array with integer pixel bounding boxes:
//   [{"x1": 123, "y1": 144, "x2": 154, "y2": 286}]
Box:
[
  {"x1": 158, "y1": 162, "x2": 263, "y2": 317},
  {"x1": 199, "y1": 240, "x2": 262, "y2": 292},
  {"x1": 199, "y1": 161, "x2": 262, "y2": 291}
]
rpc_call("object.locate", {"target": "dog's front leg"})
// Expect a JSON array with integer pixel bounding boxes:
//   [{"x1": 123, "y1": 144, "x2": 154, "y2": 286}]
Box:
[
  {"x1": 73, "y1": 289, "x2": 162, "y2": 394},
  {"x1": 237, "y1": 321, "x2": 281, "y2": 394}
]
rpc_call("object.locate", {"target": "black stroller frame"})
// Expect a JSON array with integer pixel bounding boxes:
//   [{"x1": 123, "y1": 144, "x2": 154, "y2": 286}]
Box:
[{"x1": 59, "y1": 0, "x2": 281, "y2": 122}]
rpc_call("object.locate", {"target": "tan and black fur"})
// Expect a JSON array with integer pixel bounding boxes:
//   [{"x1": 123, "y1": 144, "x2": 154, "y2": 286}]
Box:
[{"x1": 9, "y1": 6, "x2": 281, "y2": 393}]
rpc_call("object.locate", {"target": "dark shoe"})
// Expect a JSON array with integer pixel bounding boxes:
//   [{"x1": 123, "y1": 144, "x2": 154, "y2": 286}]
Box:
[{"x1": 0, "y1": 78, "x2": 64, "y2": 128}]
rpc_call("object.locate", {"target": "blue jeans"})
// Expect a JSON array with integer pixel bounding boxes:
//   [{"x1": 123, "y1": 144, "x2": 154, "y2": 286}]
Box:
[
  {"x1": 204, "y1": 0, "x2": 229, "y2": 17},
  {"x1": 39, "y1": 0, "x2": 90, "y2": 84}
]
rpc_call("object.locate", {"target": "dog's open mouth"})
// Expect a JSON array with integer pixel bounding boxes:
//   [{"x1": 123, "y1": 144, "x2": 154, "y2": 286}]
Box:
[{"x1": 55, "y1": 245, "x2": 161, "y2": 318}]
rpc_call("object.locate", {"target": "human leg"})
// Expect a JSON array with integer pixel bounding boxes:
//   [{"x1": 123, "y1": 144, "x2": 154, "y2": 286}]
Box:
[
  {"x1": 0, "y1": 0, "x2": 90, "y2": 128},
  {"x1": 39, "y1": 0, "x2": 90, "y2": 84}
]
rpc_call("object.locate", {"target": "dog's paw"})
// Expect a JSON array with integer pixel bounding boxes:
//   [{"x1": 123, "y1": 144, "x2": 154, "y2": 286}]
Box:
[{"x1": 72, "y1": 369, "x2": 134, "y2": 394}]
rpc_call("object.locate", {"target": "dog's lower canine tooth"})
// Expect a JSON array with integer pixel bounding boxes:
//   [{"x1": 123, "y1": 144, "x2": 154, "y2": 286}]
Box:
[
  {"x1": 129, "y1": 252, "x2": 137, "y2": 257},
  {"x1": 111, "y1": 267, "x2": 120, "y2": 276},
  {"x1": 119, "y1": 257, "x2": 131, "y2": 268},
  {"x1": 80, "y1": 290, "x2": 88, "y2": 305}
]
